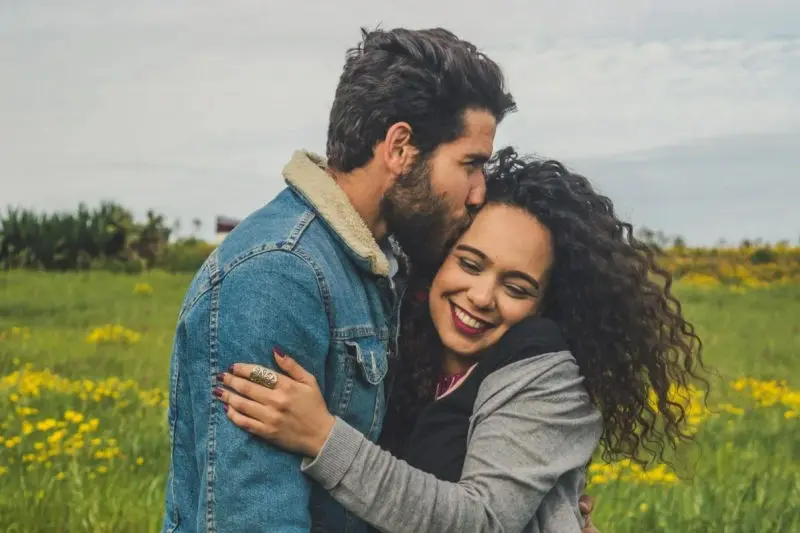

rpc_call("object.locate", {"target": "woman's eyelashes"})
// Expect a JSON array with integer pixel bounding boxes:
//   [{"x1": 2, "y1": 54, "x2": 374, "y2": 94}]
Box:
[
  {"x1": 504, "y1": 283, "x2": 532, "y2": 299},
  {"x1": 457, "y1": 256, "x2": 481, "y2": 274},
  {"x1": 457, "y1": 255, "x2": 535, "y2": 300}
]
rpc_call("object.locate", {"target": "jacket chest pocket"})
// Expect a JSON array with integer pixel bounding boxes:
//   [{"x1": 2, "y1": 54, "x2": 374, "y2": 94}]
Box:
[{"x1": 328, "y1": 336, "x2": 389, "y2": 442}]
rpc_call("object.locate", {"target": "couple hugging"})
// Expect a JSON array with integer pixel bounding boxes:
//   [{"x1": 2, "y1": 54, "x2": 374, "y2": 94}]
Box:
[{"x1": 161, "y1": 27, "x2": 706, "y2": 533}]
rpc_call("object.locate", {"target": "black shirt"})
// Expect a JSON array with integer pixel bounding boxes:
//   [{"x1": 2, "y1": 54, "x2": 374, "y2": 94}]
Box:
[{"x1": 403, "y1": 317, "x2": 569, "y2": 482}]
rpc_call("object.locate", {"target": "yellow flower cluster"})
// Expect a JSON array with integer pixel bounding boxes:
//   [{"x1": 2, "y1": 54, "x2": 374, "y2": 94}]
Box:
[
  {"x1": 715, "y1": 403, "x2": 745, "y2": 416},
  {"x1": 86, "y1": 324, "x2": 142, "y2": 344},
  {"x1": 589, "y1": 460, "x2": 679, "y2": 487},
  {"x1": 2, "y1": 407, "x2": 122, "y2": 475},
  {"x1": 731, "y1": 377, "x2": 800, "y2": 419},
  {"x1": 587, "y1": 385, "x2": 707, "y2": 488},
  {"x1": 1, "y1": 365, "x2": 166, "y2": 408},
  {"x1": 678, "y1": 272, "x2": 721, "y2": 288},
  {"x1": 3, "y1": 352, "x2": 797, "y2": 493},
  {"x1": 0, "y1": 364, "x2": 160, "y2": 481},
  {"x1": 663, "y1": 244, "x2": 800, "y2": 288},
  {"x1": 589, "y1": 378, "x2": 797, "y2": 487},
  {"x1": 0, "y1": 326, "x2": 32, "y2": 342},
  {"x1": 133, "y1": 282, "x2": 154, "y2": 295},
  {"x1": 648, "y1": 384, "x2": 711, "y2": 431}
]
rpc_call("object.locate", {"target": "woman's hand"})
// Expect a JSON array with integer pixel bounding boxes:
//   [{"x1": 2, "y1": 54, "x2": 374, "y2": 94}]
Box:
[
  {"x1": 580, "y1": 495, "x2": 601, "y2": 533},
  {"x1": 213, "y1": 350, "x2": 335, "y2": 458}
]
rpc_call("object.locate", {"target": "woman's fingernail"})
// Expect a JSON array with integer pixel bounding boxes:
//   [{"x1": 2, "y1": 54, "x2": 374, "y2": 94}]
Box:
[
  {"x1": 216, "y1": 373, "x2": 225, "y2": 382},
  {"x1": 223, "y1": 404, "x2": 229, "y2": 412},
  {"x1": 212, "y1": 388, "x2": 223, "y2": 398},
  {"x1": 274, "y1": 346, "x2": 286, "y2": 358},
  {"x1": 227, "y1": 365, "x2": 234, "y2": 373}
]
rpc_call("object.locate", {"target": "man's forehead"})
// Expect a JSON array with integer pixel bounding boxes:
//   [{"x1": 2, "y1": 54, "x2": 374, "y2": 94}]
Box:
[
  {"x1": 460, "y1": 109, "x2": 497, "y2": 154},
  {"x1": 443, "y1": 138, "x2": 492, "y2": 160}
]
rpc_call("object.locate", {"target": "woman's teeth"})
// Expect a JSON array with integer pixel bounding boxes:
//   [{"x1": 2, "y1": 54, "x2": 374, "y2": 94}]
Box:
[{"x1": 455, "y1": 306, "x2": 488, "y2": 330}]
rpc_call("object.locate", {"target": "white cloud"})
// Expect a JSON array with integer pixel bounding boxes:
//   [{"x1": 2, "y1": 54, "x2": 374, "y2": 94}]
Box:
[
  {"x1": 497, "y1": 37, "x2": 800, "y2": 158},
  {"x1": 0, "y1": 1, "x2": 798, "y2": 242}
]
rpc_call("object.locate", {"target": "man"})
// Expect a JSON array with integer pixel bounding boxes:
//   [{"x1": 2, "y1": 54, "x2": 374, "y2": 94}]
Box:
[{"x1": 162, "y1": 27, "x2": 597, "y2": 532}]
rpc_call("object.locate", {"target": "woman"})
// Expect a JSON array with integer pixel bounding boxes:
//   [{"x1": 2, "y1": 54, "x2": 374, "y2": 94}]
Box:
[{"x1": 214, "y1": 148, "x2": 707, "y2": 532}]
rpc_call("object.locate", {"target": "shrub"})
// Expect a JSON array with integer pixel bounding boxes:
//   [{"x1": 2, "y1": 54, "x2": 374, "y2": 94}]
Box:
[{"x1": 0, "y1": 203, "x2": 171, "y2": 271}]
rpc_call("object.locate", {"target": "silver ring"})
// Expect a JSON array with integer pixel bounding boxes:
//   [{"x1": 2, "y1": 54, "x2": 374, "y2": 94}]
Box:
[{"x1": 249, "y1": 366, "x2": 278, "y2": 389}]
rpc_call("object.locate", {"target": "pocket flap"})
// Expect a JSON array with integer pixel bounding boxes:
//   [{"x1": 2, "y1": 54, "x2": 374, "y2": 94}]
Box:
[{"x1": 345, "y1": 337, "x2": 389, "y2": 385}]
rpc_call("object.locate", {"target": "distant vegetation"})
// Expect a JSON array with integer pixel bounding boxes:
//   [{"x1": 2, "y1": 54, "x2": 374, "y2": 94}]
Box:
[
  {"x1": 2, "y1": 203, "x2": 798, "y2": 287},
  {"x1": 0, "y1": 203, "x2": 213, "y2": 273}
]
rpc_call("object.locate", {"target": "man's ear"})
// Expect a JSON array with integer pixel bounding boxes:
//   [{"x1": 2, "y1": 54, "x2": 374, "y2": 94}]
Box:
[{"x1": 382, "y1": 122, "x2": 419, "y2": 181}]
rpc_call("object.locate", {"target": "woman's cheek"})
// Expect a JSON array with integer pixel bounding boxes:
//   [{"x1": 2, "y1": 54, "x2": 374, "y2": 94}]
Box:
[
  {"x1": 431, "y1": 262, "x2": 462, "y2": 299},
  {"x1": 498, "y1": 299, "x2": 539, "y2": 327}
]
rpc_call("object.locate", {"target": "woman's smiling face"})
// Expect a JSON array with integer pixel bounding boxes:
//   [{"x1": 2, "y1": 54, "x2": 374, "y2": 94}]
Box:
[{"x1": 428, "y1": 203, "x2": 555, "y2": 359}]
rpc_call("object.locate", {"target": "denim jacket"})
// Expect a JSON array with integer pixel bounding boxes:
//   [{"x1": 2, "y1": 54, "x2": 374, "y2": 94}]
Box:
[{"x1": 162, "y1": 151, "x2": 404, "y2": 533}]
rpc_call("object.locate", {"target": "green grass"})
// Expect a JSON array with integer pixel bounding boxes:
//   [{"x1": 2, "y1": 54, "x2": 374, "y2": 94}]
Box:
[{"x1": 1, "y1": 270, "x2": 799, "y2": 532}]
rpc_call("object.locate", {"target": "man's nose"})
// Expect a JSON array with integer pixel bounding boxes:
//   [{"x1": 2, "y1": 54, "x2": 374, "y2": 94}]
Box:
[{"x1": 466, "y1": 171, "x2": 487, "y2": 208}]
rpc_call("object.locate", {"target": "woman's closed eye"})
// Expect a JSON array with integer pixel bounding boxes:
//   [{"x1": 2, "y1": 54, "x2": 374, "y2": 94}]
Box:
[
  {"x1": 458, "y1": 256, "x2": 482, "y2": 274},
  {"x1": 504, "y1": 282, "x2": 535, "y2": 299}
]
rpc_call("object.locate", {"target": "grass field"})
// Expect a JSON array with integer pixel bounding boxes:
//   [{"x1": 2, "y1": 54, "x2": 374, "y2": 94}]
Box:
[{"x1": 1, "y1": 270, "x2": 798, "y2": 532}]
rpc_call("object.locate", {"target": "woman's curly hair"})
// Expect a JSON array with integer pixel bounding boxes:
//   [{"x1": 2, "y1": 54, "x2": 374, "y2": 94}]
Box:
[{"x1": 380, "y1": 146, "x2": 709, "y2": 465}]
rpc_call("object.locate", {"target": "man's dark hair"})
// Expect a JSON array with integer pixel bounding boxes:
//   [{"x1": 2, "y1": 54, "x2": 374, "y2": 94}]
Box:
[{"x1": 326, "y1": 27, "x2": 517, "y2": 173}]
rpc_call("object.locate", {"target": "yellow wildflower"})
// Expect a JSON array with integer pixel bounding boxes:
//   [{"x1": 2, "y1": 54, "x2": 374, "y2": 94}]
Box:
[
  {"x1": 47, "y1": 429, "x2": 67, "y2": 445},
  {"x1": 64, "y1": 410, "x2": 85, "y2": 423},
  {"x1": 36, "y1": 419, "x2": 57, "y2": 432},
  {"x1": 86, "y1": 324, "x2": 142, "y2": 345},
  {"x1": 133, "y1": 282, "x2": 154, "y2": 295}
]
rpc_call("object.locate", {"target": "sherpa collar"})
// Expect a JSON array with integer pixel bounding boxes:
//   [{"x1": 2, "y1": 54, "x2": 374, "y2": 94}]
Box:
[{"x1": 282, "y1": 150, "x2": 390, "y2": 277}]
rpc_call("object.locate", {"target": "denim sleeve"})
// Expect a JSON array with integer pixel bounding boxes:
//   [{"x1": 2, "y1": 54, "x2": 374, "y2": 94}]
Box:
[{"x1": 207, "y1": 250, "x2": 329, "y2": 532}]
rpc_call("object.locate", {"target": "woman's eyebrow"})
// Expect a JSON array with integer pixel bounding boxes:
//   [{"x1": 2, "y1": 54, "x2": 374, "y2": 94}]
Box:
[{"x1": 455, "y1": 244, "x2": 487, "y2": 259}]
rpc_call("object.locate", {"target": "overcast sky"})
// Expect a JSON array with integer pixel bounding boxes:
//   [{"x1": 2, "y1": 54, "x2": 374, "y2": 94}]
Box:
[{"x1": 2, "y1": 1, "x2": 798, "y2": 245}]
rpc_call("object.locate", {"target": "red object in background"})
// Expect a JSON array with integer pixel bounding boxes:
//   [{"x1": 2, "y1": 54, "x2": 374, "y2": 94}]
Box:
[{"x1": 216, "y1": 216, "x2": 240, "y2": 234}]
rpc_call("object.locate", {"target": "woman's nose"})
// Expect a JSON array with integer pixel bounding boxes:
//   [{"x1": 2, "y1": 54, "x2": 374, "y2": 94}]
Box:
[{"x1": 466, "y1": 281, "x2": 495, "y2": 310}]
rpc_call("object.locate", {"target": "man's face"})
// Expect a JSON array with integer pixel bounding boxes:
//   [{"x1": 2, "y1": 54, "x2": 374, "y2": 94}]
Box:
[{"x1": 382, "y1": 109, "x2": 497, "y2": 271}]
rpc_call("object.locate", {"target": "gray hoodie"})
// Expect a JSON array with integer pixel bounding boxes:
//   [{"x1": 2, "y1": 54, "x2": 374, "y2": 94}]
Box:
[{"x1": 301, "y1": 350, "x2": 603, "y2": 533}]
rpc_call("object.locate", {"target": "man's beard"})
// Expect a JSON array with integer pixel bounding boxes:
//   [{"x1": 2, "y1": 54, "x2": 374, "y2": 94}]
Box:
[{"x1": 381, "y1": 157, "x2": 470, "y2": 275}]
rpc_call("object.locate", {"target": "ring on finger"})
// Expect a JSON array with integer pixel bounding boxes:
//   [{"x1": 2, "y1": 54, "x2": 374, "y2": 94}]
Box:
[{"x1": 249, "y1": 365, "x2": 279, "y2": 389}]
